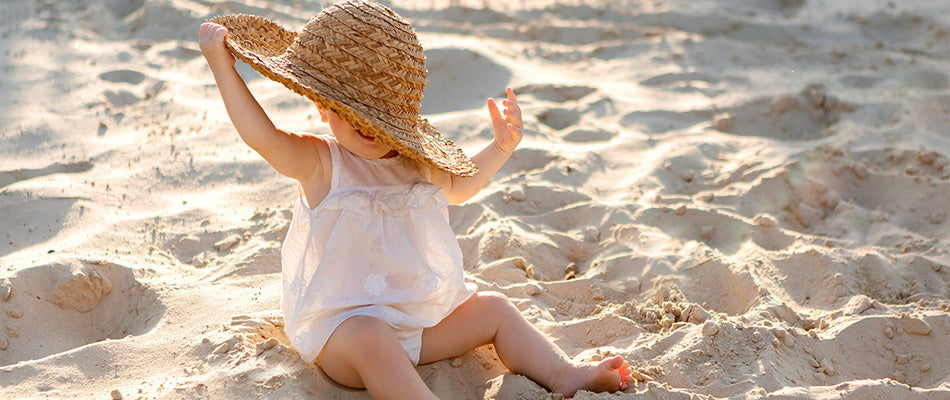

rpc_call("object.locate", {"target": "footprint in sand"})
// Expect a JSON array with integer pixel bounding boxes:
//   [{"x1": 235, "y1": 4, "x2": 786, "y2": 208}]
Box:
[
  {"x1": 422, "y1": 48, "x2": 510, "y2": 114},
  {"x1": 639, "y1": 72, "x2": 735, "y2": 97},
  {"x1": 516, "y1": 84, "x2": 596, "y2": 103},
  {"x1": 98, "y1": 69, "x2": 146, "y2": 85},
  {"x1": 621, "y1": 109, "x2": 710, "y2": 135},
  {"x1": 563, "y1": 128, "x2": 615, "y2": 143},
  {"x1": 0, "y1": 257, "x2": 162, "y2": 366},
  {"x1": 0, "y1": 160, "x2": 93, "y2": 189},
  {"x1": 711, "y1": 85, "x2": 854, "y2": 140},
  {"x1": 537, "y1": 107, "x2": 582, "y2": 131},
  {"x1": 103, "y1": 0, "x2": 144, "y2": 19},
  {"x1": 98, "y1": 69, "x2": 165, "y2": 108}
]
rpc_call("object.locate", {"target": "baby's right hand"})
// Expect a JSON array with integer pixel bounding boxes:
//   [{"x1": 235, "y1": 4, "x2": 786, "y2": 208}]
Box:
[{"x1": 198, "y1": 22, "x2": 235, "y2": 68}]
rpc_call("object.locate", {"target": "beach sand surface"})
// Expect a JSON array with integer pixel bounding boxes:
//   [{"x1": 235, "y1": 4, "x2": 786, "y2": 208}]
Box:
[{"x1": 1, "y1": 0, "x2": 948, "y2": 399}]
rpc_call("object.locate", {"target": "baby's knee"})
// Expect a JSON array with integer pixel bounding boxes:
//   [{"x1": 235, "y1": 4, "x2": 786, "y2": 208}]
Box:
[{"x1": 474, "y1": 291, "x2": 519, "y2": 316}]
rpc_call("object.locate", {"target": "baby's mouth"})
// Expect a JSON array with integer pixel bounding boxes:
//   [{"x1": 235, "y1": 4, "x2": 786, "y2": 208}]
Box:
[{"x1": 356, "y1": 130, "x2": 375, "y2": 142}]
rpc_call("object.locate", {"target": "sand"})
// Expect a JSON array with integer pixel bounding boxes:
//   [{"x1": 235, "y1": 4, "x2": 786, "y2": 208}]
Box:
[{"x1": 1, "y1": 0, "x2": 948, "y2": 399}]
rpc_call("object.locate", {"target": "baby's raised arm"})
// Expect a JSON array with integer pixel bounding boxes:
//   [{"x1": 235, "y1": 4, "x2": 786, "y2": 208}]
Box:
[
  {"x1": 430, "y1": 88, "x2": 523, "y2": 204},
  {"x1": 199, "y1": 22, "x2": 322, "y2": 182}
]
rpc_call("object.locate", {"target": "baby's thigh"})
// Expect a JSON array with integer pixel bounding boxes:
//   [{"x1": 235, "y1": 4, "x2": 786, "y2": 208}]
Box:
[{"x1": 317, "y1": 315, "x2": 393, "y2": 388}]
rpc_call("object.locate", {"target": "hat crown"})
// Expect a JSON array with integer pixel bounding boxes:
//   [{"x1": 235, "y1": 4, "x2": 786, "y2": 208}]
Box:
[
  {"x1": 209, "y1": 0, "x2": 479, "y2": 176},
  {"x1": 288, "y1": 0, "x2": 427, "y2": 117}
]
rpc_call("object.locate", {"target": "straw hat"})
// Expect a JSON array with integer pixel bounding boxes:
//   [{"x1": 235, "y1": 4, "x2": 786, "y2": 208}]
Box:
[{"x1": 209, "y1": 0, "x2": 478, "y2": 176}]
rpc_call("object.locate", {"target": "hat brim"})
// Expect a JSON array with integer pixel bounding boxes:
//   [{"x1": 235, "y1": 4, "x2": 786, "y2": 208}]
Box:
[{"x1": 208, "y1": 15, "x2": 478, "y2": 177}]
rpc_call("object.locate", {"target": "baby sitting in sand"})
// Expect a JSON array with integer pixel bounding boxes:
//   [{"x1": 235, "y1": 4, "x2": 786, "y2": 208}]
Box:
[{"x1": 198, "y1": 0, "x2": 632, "y2": 398}]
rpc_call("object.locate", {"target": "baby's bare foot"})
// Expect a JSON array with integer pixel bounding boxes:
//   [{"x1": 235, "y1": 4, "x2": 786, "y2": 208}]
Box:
[{"x1": 550, "y1": 355, "x2": 633, "y2": 398}]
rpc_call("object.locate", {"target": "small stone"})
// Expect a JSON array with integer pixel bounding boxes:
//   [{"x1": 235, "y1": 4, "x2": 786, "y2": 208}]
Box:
[
  {"x1": 821, "y1": 359, "x2": 835, "y2": 376},
  {"x1": 214, "y1": 235, "x2": 241, "y2": 252},
  {"x1": 782, "y1": 334, "x2": 795, "y2": 348},
  {"x1": 0, "y1": 278, "x2": 11, "y2": 302},
  {"x1": 884, "y1": 326, "x2": 895, "y2": 339},
  {"x1": 809, "y1": 358, "x2": 820, "y2": 368},
  {"x1": 684, "y1": 304, "x2": 710, "y2": 324},
  {"x1": 884, "y1": 343, "x2": 893, "y2": 351},
  {"x1": 659, "y1": 313, "x2": 675, "y2": 329},
  {"x1": 508, "y1": 187, "x2": 526, "y2": 202},
  {"x1": 256, "y1": 338, "x2": 279, "y2": 355},
  {"x1": 0, "y1": 339, "x2": 8, "y2": 350},
  {"x1": 450, "y1": 357, "x2": 463, "y2": 368},
  {"x1": 901, "y1": 317, "x2": 931, "y2": 336},
  {"x1": 212, "y1": 342, "x2": 230, "y2": 354},
  {"x1": 564, "y1": 263, "x2": 578, "y2": 280},
  {"x1": 7, "y1": 309, "x2": 22, "y2": 319},
  {"x1": 526, "y1": 284, "x2": 541, "y2": 296},
  {"x1": 851, "y1": 163, "x2": 869, "y2": 179},
  {"x1": 675, "y1": 205, "x2": 687, "y2": 216},
  {"x1": 753, "y1": 214, "x2": 778, "y2": 227},
  {"x1": 843, "y1": 295, "x2": 872, "y2": 316},
  {"x1": 702, "y1": 321, "x2": 720, "y2": 336},
  {"x1": 895, "y1": 354, "x2": 910, "y2": 365},
  {"x1": 111, "y1": 389, "x2": 123, "y2": 400},
  {"x1": 713, "y1": 114, "x2": 734, "y2": 132},
  {"x1": 920, "y1": 364, "x2": 931, "y2": 373}
]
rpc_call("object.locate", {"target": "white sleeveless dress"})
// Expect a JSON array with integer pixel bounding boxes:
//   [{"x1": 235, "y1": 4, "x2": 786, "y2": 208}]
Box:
[{"x1": 281, "y1": 135, "x2": 476, "y2": 365}]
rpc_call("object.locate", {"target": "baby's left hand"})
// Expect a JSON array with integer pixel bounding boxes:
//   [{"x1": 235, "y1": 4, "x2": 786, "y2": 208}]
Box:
[{"x1": 487, "y1": 88, "x2": 523, "y2": 154}]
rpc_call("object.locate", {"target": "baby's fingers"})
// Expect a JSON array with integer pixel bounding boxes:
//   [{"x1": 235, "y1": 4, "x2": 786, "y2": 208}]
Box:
[{"x1": 503, "y1": 107, "x2": 522, "y2": 128}]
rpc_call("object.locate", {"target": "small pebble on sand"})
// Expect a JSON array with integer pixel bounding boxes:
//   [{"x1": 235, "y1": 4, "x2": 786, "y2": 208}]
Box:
[
  {"x1": 901, "y1": 317, "x2": 932, "y2": 336},
  {"x1": 0, "y1": 278, "x2": 11, "y2": 302},
  {"x1": 702, "y1": 321, "x2": 720, "y2": 336},
  {"x1": 753, "y1": 214, "x2": 778, "y2": 227}
]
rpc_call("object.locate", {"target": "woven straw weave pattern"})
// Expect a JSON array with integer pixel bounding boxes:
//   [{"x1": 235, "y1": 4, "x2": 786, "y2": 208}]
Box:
[{"x1": 209, "y1": 0, "x2": 478, "y2": 177}]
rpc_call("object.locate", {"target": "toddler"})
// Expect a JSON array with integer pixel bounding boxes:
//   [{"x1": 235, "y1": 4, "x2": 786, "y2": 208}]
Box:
[{"x1": 198, "y1": 1, "x2": 632, "y2": 398}]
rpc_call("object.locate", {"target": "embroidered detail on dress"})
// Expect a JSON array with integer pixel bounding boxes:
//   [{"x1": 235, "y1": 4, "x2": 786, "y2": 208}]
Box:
[
  {"x1": 294, "y1": 331, "x2": 312, "y2": 347},
  {"x1": 364, "y1": 273, "x2": 388, "y2": 296},
  {"x1": 289, "y1": 278, "x2": 306, "y2": 297},
  {"x1": 320, "y1": 183, "x2": 447, "y2": 216},
  {"x1": 418, "y1": 272, "x2": 440, "y2": 293}
]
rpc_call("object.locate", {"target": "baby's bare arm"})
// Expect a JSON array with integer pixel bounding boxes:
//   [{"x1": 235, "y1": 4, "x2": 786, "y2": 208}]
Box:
[
  {"x1": 431, "y1": 88, "x2": 523, "y2": 204},
  {"x1": 199, "y1": 23, "x2": 321, "y2": 182}
]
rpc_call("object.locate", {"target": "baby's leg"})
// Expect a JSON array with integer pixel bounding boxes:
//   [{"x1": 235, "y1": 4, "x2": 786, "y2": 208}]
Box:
[
  {"x1": 318, "y1": 316, "x2": 438, "y2": 400},
  {"x1": 419, "y1": 291, "x2": 632, "y2": 397}
]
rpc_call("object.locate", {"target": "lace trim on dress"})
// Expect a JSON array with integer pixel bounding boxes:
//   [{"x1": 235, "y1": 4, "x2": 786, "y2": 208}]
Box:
[{"x1": 318, "y1": 182, "x2": 447, "y2": 216}]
